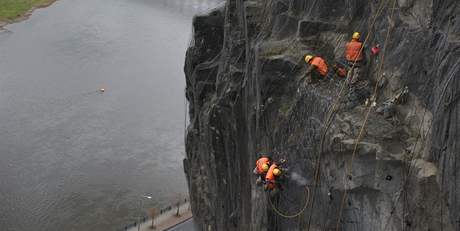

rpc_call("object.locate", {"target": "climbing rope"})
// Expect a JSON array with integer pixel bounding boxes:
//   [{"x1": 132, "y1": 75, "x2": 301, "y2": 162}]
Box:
[
  {"x1": 250, "y1": 1, "x2": 308, "y2": 224},
  {"x1": 305, "y1": 1, "x2": 390, "y2": 230},
  {"x1": 248, "y1": 0, "x2": 391, "y2": 227},
  {"x1": 379, "y1": 41, "x2": 457, "y2": 231},
  {"x1": 380, "y1": 45, "x2": 458, "y2": 230},
  {"x1": 334, "y1": 0, "x2": 398, "y2": 230},
  {"x1": 381, "y1": 102, "x2": 431, "y2": 231},
  {"x1": 268, "y1": 186, "x2": 311, "y2": 219}
]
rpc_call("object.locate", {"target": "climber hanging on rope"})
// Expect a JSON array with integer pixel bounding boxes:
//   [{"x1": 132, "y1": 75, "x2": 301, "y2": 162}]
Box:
[
  {"x1": 264, "y1": 159, "x2": 288, "y2": 196},
  {"x1": 304, "y1": 55, "x2": 330, "y2": 84},
  {"x1": 253, "y1": 156, "x2": 272, "y2": 185},
  {"x1": 344, "y1": 32, "x2": 365, "y2": 85}
]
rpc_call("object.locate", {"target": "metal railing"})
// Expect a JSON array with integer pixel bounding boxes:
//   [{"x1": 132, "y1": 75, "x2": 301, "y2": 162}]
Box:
[{"x1": 116, "y1": 198, "x2": 190, "y2": 231}]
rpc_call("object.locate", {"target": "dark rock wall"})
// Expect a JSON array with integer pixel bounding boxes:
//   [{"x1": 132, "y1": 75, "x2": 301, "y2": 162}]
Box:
[{"x1": 184, "y1": 0, "x2": 460, "y2": 230}]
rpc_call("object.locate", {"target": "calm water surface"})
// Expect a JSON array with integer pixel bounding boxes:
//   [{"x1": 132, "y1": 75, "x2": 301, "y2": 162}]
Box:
[{"x1": 0, "y1": 0, "x2": 220, "y2": 230}]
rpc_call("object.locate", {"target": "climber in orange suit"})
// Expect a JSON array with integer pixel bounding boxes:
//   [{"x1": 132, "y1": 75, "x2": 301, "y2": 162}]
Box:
[
  {"x1": 253, "y1": 156, "x2": 271, "y2": 185},
  {"x1": 344, "y1": 32, "x2": 365, "y2": 84},
  {"x1": 265, "y1": 163, "x2": 281, "y2": 191},
  {"x1": 304, "y1": 55, "x2": 329, "y2": 84}
]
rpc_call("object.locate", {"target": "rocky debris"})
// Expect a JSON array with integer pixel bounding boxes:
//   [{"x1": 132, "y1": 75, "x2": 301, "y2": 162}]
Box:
[{"x1": 184, "y1": 0, "x2": 460, "y2": 230}]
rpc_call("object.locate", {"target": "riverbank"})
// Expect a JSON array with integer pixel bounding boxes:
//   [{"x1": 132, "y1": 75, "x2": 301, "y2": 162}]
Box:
[
  {"x1": 0, "y1": 0, "x2": 57, "y2": 28},
  {"x1": 124, "y1": 202, "x2": 193, "y2": 231}
]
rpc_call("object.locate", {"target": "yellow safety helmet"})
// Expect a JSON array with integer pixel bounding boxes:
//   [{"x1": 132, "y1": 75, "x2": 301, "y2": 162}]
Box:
[
  {"x1": 262, "y1": 163, "x2": 269, "y2": 172},
  {"x1": 352, "y1": 32, "x2": 361, "y2": 40},
  {"x1": 304, "y1": 55, "x2": 314, "y2": 63},
  {"x1": 273, "y1": 168, "x2": 281, "y2": 176}
]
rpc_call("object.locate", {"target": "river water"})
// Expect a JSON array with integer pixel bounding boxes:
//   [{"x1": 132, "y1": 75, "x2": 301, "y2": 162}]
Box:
[{"x1": 0, "y1": 0, "x2": 220, "y2": 230}]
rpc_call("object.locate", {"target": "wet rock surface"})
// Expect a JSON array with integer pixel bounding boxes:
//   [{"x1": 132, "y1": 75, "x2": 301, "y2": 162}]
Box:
[{"x1": 184, "y1": 0, "x2": 460, "y2": 230}]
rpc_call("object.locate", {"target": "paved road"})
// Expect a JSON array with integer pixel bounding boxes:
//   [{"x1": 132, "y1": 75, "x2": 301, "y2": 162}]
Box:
[
  {"x1": 127, "y1": 203, "x2": 192, "y2": 231},
  {"x1": 166, "y1": 218, "x2": 195, "y2": 231}
]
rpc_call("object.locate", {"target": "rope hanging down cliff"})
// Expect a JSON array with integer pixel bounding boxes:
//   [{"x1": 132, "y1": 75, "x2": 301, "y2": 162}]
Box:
[
  {"x1": 334, "y1": 0, "x2": 398, "y2": 230},
  {"x1": 265, "y1": 0, "x2": 389, "y2": 224},
  {"x1": 381, "y1": 101, "x2": 431, "y2": 231},
  {"x1": 268, "y1": 186, "x2": 311, "y2": 219},
  {"x1": 381, "y1": 38, "x2": 460, "y2": 231},
  {"x1": 305, "y1": 1, "x2": 390, "y2": 230}
]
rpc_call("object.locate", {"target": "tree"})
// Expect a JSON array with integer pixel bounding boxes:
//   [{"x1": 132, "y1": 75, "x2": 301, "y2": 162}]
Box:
[{"x1": 148, "y1": 207, "x2": 159, "y2": 229}]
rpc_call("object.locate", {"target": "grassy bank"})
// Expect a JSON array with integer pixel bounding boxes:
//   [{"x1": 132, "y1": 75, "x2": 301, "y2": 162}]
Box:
[{"x1": 0, "y1": 0, "x2": 56, "y2": 23}]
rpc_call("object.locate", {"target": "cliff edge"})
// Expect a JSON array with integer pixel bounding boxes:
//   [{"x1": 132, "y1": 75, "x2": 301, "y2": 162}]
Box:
[{"x1": 184, "y1": 0, "x2": 460, "y2": 230}]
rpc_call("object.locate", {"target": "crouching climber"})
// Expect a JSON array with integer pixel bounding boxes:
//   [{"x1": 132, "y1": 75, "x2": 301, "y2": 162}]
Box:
[
  {"x1": 253, "y1": 156, "x2": 271, "y2": 185},
  {"x1": 304, "y1": 55, "x2": 329, "y2": 84},
  {"x1": 344, "y1": 32, "x2": 365, "y2": 85}
]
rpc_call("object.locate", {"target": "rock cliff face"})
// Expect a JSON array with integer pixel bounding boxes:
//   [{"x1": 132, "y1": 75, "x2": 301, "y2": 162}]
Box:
[{"x1": 184, "y1": 0, "x2": 460, "y2": 230}]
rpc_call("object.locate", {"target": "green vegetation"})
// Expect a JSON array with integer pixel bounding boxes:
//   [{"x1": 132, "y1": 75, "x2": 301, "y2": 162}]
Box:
[
  {"x1": 0, "y1": 0, "x2": 55, "y2": 22},
  {"x1": 279, "y1": 98, "x2": 295, "y2": 115}
]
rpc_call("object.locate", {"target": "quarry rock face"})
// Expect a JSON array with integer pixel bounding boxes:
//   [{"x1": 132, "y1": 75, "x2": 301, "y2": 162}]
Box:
[{"x1": 184, "y1": 0, "x2": 460, "y2": 230}]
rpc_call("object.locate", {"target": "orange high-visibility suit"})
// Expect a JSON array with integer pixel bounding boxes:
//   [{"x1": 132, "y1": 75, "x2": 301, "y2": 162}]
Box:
[
  {"x1": 255, "y1": 157, "x2": 270, "y2": 175},
  {"x1": 345, "y1": 39, "x2": 364, "y2": 62},
  {"x1": 308, "y1": 57, "x2": 328, "y2": 77},
  {"x1": 265, "y1": 164, "x2": 279, "y2": 190}
]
